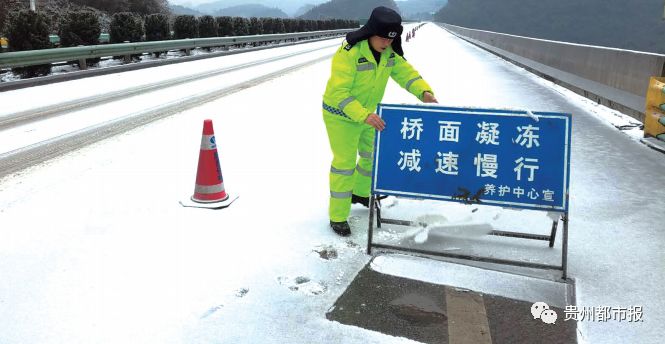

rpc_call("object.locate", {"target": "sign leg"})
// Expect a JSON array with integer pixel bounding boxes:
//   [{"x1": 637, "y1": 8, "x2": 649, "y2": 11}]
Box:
[
  {"x1": 376, "y1": 196, "x2": 382, "y2": 229},
  {"x1": 549, "y1": 218, "x2": 559, "y2": 248},
  {"x1": 367, "y1": 194, "x2": 376, "y2": 254},
  {"x1": 562, "y1": 213, "x2": 569, "y2": 280}
]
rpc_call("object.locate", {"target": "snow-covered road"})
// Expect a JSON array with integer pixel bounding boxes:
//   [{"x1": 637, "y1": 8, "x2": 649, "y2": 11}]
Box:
[
  {"x1": 0, "y1": 23, "x2": 663, "y2": 343},
  {"x1": 0, "y1": 39, "x2": 338, "y2": 156}
]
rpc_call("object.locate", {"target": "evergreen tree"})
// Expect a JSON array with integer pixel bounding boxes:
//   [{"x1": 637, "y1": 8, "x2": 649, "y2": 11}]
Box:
[
  {"x1": 283, "y1": 18, "x2": 294, "y2": 33},
  {"x1": 7, "y1": 9, "x2": 52, "y2": 77},
  {"x1": 297, "y1": 19, "x2": 307, "y2": 32},
  {"x1": 261, "y1": 17, "x2": 273, "y2": 34},
  {"x1": 249, "y1": 17, "x2": 262, "y2": 35},
  {"x1": 109, "y1": 12, "x2": 143, "y2": 43},
  {"x1": 173, "y1": 15, "x2": 198, "y2": 39},
  {"x1": 7, "y1": 9, "x2": 51, "y2": 51},
  {"x1": 232, "y1": 16, "x2": 249, "y2": 36},
  {"x1": 198, "y1": 15, "x2": 217, "y2": 38},
  {"x1": 216, "y1": 16, "x2": 234, "y2": 36},
  {"x1": 145, "y1": 13, "x2": 169, "y2": 41},
  {"x1": 144, "y1": 13, "x2": 168, "y2": 57},
  {"x1": 59, "y1": 10, "x2": 100, "y2": 47},
  {"x1": 273, "y1": 18, "x2": 285, "y2": 34},
  {"x1": 59, "y1": 10, "x2": 101, "y2": 67}
]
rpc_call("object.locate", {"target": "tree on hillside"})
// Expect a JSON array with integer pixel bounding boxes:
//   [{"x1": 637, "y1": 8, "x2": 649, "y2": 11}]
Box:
[
  {"x1": 2, "y1": 0, "x2": 81, "y2": 34},
  {"x1": 0, "y1": 0, "x2": 25, "y2": 34},
  {"x1": 127, "y1": 0, "x2": 169, "y2": 15},
  {"x1": 69, "y1": 0, "x2": 124, "y2": 13},
  {"x1": 40, "y1": 0, "x2": 79, "y2": 33},
  {"x1": 70, "y1": 0, "x2": 169, "y2": 15}
]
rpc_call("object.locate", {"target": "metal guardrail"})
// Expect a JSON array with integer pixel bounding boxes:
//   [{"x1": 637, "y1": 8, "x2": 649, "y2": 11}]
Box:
[{"x1": 0, "y1": 29, "x2": 353, "y2": 69}]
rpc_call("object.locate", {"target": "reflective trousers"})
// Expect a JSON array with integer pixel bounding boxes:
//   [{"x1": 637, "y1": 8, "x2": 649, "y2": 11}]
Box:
[{"x1": 323, "y1": 113, "x2": 375, "y2": 222}]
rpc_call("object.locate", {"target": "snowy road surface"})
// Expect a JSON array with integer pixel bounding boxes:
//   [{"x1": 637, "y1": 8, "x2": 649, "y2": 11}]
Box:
[
  {"x1": 0, "y1": 23, "x2": 663, "y2": 343},
  {"x1": 0, "y1": 39, "x2": 338, "y2": 156}
]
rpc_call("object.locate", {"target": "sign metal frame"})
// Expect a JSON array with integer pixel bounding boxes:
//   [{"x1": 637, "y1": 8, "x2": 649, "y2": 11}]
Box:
[{"x1": 366, "y1": 104, "x2": 572, "y2": 280}]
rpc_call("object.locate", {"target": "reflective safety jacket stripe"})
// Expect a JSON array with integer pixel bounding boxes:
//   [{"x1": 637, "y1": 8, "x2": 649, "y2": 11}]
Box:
[{"x1": 322, "y1": 39, "x2": 433, "y2": 123}]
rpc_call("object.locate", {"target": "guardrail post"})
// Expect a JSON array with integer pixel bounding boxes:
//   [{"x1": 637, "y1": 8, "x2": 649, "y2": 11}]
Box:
[
  {"x1": 185, "y1": 48, "x2": 191, "y2": 56},
  {"x1": 76, "y1": 45, "x2": 87, "y2": 70},
  {"x1": 122, "y1": 41, "x2": 131, "y2": 63}
]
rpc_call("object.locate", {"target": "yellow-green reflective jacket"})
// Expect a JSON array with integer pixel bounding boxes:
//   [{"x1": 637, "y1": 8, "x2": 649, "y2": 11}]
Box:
[{"x1": 322, "y1": 39, "x2": 433, "y2": 123}]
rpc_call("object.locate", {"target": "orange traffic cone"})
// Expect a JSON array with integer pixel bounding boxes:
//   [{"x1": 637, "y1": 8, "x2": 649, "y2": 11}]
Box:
[{"x1": 180, "y1": 119, "x2": 237, "y2": 209}]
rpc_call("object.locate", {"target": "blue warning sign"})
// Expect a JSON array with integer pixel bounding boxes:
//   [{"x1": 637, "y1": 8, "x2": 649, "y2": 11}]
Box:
[{"x1": 372, "y1": 104, "x2": 572, "y2": 211}]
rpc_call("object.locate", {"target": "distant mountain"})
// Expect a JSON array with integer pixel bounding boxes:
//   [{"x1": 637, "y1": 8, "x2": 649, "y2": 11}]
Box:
[
  {"x1": 435, "y1": 0, "x2": 665, "y2": 54},
  {"x1": 170, "y1": 4, "x2": 203, "y2": 16},
  {"x1": 196, "y1": 0, "x2": 327, "y2": 16},
  {"x1": 197, "y1": 0, "x2": 243, "y2": 14},
  {"x1": 300, "y1": 0, "x2": 400, "y2": 20},
  {"x1": 294, "y1": 4, "x2": 316, "y2": 17},
  {"x1": 215, "y1": 4, "x2": 289, "y2": 18},
  {"x1": 396, "y1": 0, "x2": 447, "y2": 20}
]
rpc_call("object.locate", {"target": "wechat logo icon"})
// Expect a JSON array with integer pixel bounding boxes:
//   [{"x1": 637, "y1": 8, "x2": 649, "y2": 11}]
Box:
[{"x1": 531, "y1": 302, "x2": 558, "y2": 324}]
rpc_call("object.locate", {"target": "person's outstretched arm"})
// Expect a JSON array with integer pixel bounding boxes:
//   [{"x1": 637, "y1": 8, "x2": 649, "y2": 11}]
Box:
[{"x1": 390, "y1": 54, "x2": 437, "y2": 103}]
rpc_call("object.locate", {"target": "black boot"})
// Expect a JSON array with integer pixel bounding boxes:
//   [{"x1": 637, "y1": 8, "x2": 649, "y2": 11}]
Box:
[
  {"x1": 352, "y1": 194, "x2": 389, "y2": 208},
  {"x1": 352, "y1": 194, "x2": 369, "y2": 207},
  {"x1": 330, "y1": 221, "x2": 351, "y2": 236}
]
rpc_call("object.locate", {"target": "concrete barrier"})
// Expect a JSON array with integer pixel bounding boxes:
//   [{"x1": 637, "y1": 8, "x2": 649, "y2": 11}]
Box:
[{"x1": 439, "y1": 23, "x2": 665, "y2": 122}]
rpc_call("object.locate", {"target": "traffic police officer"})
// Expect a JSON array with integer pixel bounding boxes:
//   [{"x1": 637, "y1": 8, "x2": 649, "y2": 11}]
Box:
[{"x1": 322, "y1": 6, "x2": 437, "y2": 236}]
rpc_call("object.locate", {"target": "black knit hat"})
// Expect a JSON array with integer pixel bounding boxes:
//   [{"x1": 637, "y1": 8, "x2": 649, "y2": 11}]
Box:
[{"x1": 345, "y1": 6, "x2": 404, "y2": 56}]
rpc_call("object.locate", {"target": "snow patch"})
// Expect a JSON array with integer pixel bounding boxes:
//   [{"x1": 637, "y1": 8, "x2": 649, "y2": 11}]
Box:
[{"x1": 277, "y1": 276, "x2": 328, "y2": 296}]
